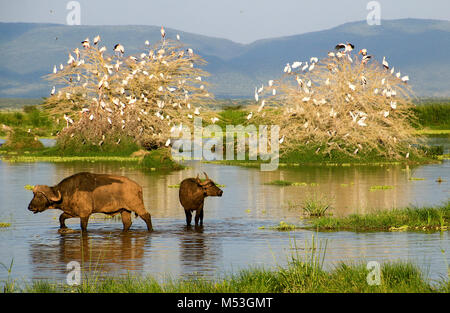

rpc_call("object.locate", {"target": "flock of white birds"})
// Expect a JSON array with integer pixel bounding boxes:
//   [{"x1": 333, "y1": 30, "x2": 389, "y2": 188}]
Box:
[
  {"x1": 248, "y1": 42, "x2": 411, "y2": 146},
  {"x1": 50, "y1": 27, "x2": 218, "y2": 146}
]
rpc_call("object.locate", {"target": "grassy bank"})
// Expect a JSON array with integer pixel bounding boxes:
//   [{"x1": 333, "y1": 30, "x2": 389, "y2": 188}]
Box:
[
  {"x1": 6, "y1": 258, "x2": 448, "y2": 293},
  {"x1": 0, "y1": 146, "x2": 183, "y2": 171},
  {"x1": 303, "y1": 202, "x2": 450, "y2": 232}
]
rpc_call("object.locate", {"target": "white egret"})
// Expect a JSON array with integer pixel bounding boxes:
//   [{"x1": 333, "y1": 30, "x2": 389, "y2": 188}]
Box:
[{"x1": 81, "y1": 38, "x2": 90, "y2": 48}]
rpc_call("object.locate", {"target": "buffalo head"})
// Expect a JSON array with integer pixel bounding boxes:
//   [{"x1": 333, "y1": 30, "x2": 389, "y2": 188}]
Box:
[
  {"x1": 196, "y1": 172, "x2": 223, "y2": 197},
  {"x1": 28, "y1": 185, "x2": 62, "y2": 214}
]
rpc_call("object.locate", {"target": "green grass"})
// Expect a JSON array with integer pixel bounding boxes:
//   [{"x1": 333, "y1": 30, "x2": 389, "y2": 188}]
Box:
[
  {"x1": 140, "y1": 149, "x2": 183, "y2": 171},
  {"x1": 305, "y1": 202, "x2": 450, "y2": 232},
  {"x1": 411, "y1": 103, "x2": 450, "y2": 130},
  {"x1": 259, "y1": 221, "x2": 300, "y2": 231},
  {"x1": 11, "y1": 259, "x2": 448, "y2": 293},
  {"x1": 0, "y1": 106, "x2": 56, "y2": 137},
  {"x1": 264, "y1": 180, "x2": 316, "y2": 187},
  {"x1": 369, "y1": 185, "x2": 394, "y2": 191}
]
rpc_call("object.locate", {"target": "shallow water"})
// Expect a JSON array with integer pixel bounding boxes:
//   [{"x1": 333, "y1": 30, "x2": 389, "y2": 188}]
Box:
[{"x1": 0, "y1": 155, "x2": 449, "y2": 285}]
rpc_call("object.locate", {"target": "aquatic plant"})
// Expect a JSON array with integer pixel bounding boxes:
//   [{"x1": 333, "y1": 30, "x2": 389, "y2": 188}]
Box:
[
  {"x1": 369, "y1": 185, "x2": 394, "y2": 191},
  {"x1": 306, "y1": 202, "x2": 450, "y2": 232}
]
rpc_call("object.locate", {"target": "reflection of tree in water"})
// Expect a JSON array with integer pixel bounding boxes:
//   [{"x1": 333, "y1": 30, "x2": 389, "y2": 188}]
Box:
[
  {"x1": 178, "y1": 226, "x2": 222, "y2": 280},
  {"x1": 29, "y1": 231, "x2": 151, "y2": 281}
]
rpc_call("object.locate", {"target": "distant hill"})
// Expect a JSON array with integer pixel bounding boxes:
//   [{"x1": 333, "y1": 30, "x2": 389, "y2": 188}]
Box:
[{"x1": 0, "y1": 19, "x2": 449, "y2": 98}]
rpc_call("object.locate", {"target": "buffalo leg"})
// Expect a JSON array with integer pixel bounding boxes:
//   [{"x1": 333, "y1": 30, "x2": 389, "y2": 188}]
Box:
[
  {"x1": 185, "y1": 210, "x2": 192, "y2": 226},
  {"x1": 80, "y1": 216, "x2": 90, "y2": 232},
  {"x1": 195, "y1": 204, "x2": 204, "y2": 227},
  {"x1": 121, "y1": 210, "x2": 132, "y2": 231},
  {"x1": 59, "y1": 212, "x2": 71, "y2": 229},
  {"x1": 134, "y1": 207, "x2": 153, "y2": 231},
  {"x1": 199, "y1": 209, "x2": 204, "y2": 226}
]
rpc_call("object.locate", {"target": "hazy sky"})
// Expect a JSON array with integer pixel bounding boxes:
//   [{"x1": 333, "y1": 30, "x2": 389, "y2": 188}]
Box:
[{"x1": 1, "y1": 0, "x2": 449, "y2": 43}]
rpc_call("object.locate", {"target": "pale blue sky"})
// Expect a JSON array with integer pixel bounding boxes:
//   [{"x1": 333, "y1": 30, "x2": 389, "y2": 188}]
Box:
[{"x1": 0, "y1": 0, "x2": 449, "y2": 43}]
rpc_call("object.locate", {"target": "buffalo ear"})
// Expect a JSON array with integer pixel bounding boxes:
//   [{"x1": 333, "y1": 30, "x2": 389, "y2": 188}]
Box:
[{"x1": 49, "y1": 190, "x2": 62, "y2": 202}]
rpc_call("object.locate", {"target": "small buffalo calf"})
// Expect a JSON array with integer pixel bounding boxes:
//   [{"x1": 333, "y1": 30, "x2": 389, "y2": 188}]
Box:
[{"x1": 179, "y1": 172, "x2": 223, "y2": 226}]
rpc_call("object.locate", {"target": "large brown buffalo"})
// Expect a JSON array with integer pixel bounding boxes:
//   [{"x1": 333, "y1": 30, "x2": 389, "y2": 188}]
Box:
[
  {"x1": 28, "y1": 172, "x2": 153, "y2": 232},
  {"x1": 179, "y1": 172, "x2": 223, "y2": 227}
]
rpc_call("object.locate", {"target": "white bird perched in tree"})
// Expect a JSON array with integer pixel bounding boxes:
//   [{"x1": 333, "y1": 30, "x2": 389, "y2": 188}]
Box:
[
  {"x1": 382, "y1": 56, "x2": 389, "y2": 69},
  {"x1": 390, "y1": 67, "x2": 395, "y2": 75},
  {"x1": 257, "y1": 85, "x2": 264, "y2": 94},
  {"x1": 145, "y1": 40, "x2": 150, "y2": 46},
  {"x1": 81, "y1": 38, "x2": 90, "y2": 48},
  {"x1": 348, "y1": 82, "x2": 356, "y2": 91},
  {"x1": 310, "y1": 57, "x2": 318, "y2": 63},
  {"x1": 99, "y1": 46, "x2": 106, "y2": 54},
  {"x1": 279, "y1": 135, "x2": 285, "y2": 144},
  {"x1": 361, "y1": 55, "x2": 372, "y2": 65},
  {"x1": 296, "y1": 76, "x2": 303, "y2": 87},
  {"x1": 53, "y1": 65, "x2": 57, "y2": 74},
  {"x1": 309, "y1": 63, "x2": 315, "y2": 71},
  {"x1": 383, "y1": 111, "x2": 390, "y2": 118},
  {"x1": 107, "y1": 117, "x2": 112, "y2": 125},
  {"x1": 258, "y1": 100, "x2": 265, "y2": 112},
  {"x1": 335, "y1": 42, "x2": 354, "y2": 53},
  {"x1": 211, "y1": 117, "x2": 219, "y2": 124},
  {"x1": 390, "y1": 101, "x2": 397, "y2": 109},
  {"x1": 254, "y1": 87, "x2": 259, "y2": 102},
  {"x1": 93, "y1": 35, "x2": 100, "y2": 45},
  {"x1": 194, "y1": 107, "x2": 200, "y2": 115},
  {"x1": 89, "y1": 114, "x2": 94, "y2": 121},
  {"x1": 73, "y1": 48, "x2": 80, "y2": 59},
  {"x1": 358, "y1": 49, "x2": 368, "y2": 56},
  {"x1": 176, "y1": 34, "x2": 180, "y2": 41},
  {"x1": 67, "y1": 53, "x2": 75, "y2": 65},
  {"x1": 247, "y1": 112, "x2": 253, "y2": 120},
  {"x1": 63, "y1": 114, "x2": 73, "y2": 127},
  {"x1": 187, "y1": 48, "x2": 194, "y2": 56},
  {"x1": 114, "y1": 43, "x2": 124, "y2": 55},
  {"x1": 401, "y1": 76, "x2": 409, "y2": 83},
  {"x1": 301, "y1": 63, "x2": 309, "y2": 71},
  {"x1": 292, "y1": 61, "x2": 302, "y2": 69},
  {"x1": 357, "y1": 116, "x2": 367, "y2": 127},
  {"x1": 160, "y1": 26, "x2": 166, "y2": 39},
  {"x1": 165, "y1": 139, "x2": 171, "y2": 147},
  {"x1": 349, "y1": 111, "x2": 358, "y2": 122},
  {"x1": 50, "y1": 86, "x2": 55, "y2": 95},
  {"x1": 327, "y1": 51, "x2": 335, "y2": 57},
  {"x1": 268, "y1": 80, "x2": 274, "y2": 87},
  {"x1": 396, "y1": 72, "x2": 401, "y2": 78},
  {"x1": 283, "y1": 63, "x2": 291, "y2": 73},
  {"x1": 59, "y1": 64, "x2": 63, "y2": 70},
  {"x1": 272, "y1": 89, "x2": 276, "y2": 96}
]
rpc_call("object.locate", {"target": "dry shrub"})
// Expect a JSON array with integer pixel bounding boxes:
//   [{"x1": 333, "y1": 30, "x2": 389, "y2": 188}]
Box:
[
  {"x1": 43, "y1": 36, "x2": 213, "y2": 149},
  {"x1": 251, "y1": 51, "x2": 423, "y2": 159}
]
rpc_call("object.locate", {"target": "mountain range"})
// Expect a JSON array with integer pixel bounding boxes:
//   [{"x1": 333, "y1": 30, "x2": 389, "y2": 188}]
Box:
[{"x1": 0, "y1": 18, "x2": 449, "y2": 99}]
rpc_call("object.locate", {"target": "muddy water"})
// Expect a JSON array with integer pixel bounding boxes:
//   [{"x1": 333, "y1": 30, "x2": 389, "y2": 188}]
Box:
[{"x1": 0, "y1": 157, "x2": 449, "y2": 284}]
